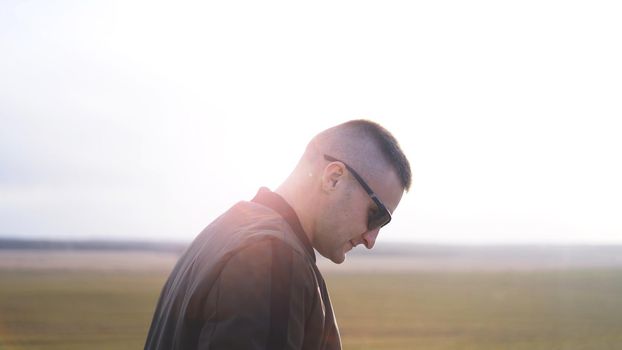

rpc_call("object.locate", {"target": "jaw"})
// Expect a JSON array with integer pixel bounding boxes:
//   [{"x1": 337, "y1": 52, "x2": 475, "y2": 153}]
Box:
[
  {"x1": 331, "y1": 241, "x2": 353, "y2": 264},
  {"x1": 330, "y1": 252, "x2": 346, "y2": 264},
  {"x1": 312, "y1": 228, "x2": 348, "y2": 264},
  {"x1": 318, "y1": 244, "x2": 346, "y2": 264}
]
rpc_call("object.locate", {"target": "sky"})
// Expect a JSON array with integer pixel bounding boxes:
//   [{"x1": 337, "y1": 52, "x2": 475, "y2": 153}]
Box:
[{"x1": 1, "y1": 0, "x2": 621, "y2": 245}]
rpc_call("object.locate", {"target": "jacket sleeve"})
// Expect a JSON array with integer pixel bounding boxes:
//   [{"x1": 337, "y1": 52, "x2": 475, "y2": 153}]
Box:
[{"x1": 196, "y1": 238, "x2": 313, "y2": 350}]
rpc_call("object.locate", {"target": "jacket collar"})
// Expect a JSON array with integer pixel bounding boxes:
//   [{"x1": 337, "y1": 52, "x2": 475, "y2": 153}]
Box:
[{"x1": 251, "y1": 187, "x2": 316, "y2": 262}]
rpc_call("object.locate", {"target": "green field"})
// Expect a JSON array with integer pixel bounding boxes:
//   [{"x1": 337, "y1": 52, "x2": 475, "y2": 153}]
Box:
[{"x1": 1, "y1": 269, "x2": 621, "y2": 349}]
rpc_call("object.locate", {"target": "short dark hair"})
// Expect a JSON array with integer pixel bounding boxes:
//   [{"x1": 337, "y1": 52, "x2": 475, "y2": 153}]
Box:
[{"x1": 341, "y1": 119, "x2": 412, "y2": 191}]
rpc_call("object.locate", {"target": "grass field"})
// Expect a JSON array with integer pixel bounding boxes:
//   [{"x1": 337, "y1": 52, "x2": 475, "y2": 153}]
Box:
[
  {"x1": 0, "y1": 270, "x2": 167, "y2": 350},
  {"x1": 327, "y1": 271, "x2": 622, "y2": 350},
  {"x1": 1, "y1": 264, "x2": 621, "y2": 350}
]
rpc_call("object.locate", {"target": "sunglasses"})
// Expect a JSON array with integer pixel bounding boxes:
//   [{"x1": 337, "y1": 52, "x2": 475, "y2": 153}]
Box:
[{"x1": 323, "y1": 155, "x2": 392, "y2": 230}]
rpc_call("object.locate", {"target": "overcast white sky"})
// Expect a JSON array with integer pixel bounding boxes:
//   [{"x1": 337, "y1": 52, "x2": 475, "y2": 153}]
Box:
[{"x1": 1, "y1": 0, "x2": 621, "y2": 244}]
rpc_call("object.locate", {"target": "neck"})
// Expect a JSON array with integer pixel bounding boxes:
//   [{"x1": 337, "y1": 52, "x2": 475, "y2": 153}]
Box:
[{"x1": 275, "y1": 179, "x2": 316, "y2": 243}]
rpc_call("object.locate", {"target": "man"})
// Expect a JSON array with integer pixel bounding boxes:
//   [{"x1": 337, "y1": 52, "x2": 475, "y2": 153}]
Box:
[{"x1": 145, "y1": 119, "x2": 412, "y2": 350}]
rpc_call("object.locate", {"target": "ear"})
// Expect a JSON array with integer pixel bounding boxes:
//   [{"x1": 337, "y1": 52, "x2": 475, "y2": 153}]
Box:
[{"x1": 321, "y1": 162, "x2": 345, "y2": 192}]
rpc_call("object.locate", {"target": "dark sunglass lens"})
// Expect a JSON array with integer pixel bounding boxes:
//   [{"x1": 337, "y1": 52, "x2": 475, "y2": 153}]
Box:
[{"x1": 368, "y1": 210, "x2": 391, "y2": 230}]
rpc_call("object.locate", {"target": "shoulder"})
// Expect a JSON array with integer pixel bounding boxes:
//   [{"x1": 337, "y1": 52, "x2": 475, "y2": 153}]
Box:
[
  {"x1": 229, "y1": 201, "x2": 313, "y2": 261},
  {"x1": 222, "y1": 237, "x2": 315, "y2": 284},
  {"x1": 211, "y1": 237, "x2": 320, "y2": 311}
]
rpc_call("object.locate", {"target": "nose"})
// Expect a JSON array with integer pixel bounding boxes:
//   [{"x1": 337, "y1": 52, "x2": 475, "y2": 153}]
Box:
[{"x1": 362, "y1": 228, "x2": 380, "y2": 249}]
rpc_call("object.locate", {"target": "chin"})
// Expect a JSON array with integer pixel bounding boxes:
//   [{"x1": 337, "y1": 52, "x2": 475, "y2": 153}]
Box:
[
  {"x1": 317, "y1": 245, "x2": 346, "y2": 264},
  {"x1": 329, "y1": 252, "x2": 346, "y2": 264}
]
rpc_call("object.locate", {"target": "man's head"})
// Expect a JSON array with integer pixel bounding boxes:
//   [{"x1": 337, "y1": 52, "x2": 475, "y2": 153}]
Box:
[{"x1": 276, "y1": 120, "x2": 411, "y2": 263}]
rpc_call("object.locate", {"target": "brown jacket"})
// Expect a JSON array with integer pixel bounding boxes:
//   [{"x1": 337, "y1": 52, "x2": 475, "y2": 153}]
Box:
[{"x1": 145, "y1": 188, "x2": 342, "y2": 350}]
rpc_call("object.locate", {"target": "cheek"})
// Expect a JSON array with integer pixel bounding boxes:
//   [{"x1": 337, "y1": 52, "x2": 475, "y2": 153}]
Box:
[
  {"x1": 350, "y1": 195, "x2": 372, "y2": 232},
  {"x1": 323, "y1": 186, "x2": 369, "y2": 240},
  {"x1": 328, "y1": 189, "x2": 354, "y2": 224},
  {"x1": 337, "y1": 205, "x2": 369, "y2": 242}
]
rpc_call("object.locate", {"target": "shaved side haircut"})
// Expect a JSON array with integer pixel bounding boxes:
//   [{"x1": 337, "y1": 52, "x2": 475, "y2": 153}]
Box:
[{"x1": 308, "y1": 119, "x2": 412, "y2": 191}]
